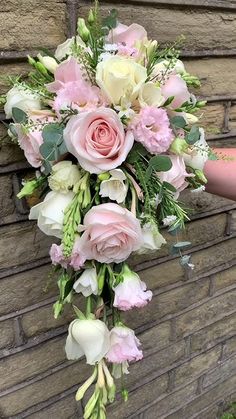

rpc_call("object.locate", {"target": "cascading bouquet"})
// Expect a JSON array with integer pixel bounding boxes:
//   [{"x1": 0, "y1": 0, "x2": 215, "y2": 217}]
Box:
[{"x1": 1, "y1": 1, "x2": 214, "y2": 417}]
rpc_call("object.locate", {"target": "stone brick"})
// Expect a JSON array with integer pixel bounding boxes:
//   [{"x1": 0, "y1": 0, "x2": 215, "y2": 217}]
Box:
[
  {"x1": 29, "y1": 394, "x2": 80, "y2": 419},
  {"x1": 191, "y1": 312, "x2": 236, "y2": 353},
  {"x1": 229, "y1": 103, "x2": 236, "y2": 131},
  {"x1": 0, "y1": 222, "x2": 53, "y2": 271},
  {"x1": 203, "y1": 354, "x2": 236, "y2": 388},
  {"x1": 185, "y1": 58, "x2": 236, "y2": 97},
  {"x1": 0, "y1": 362, "x2": 89, "y2": 417},
  {"x1": 197, "y1": 103, "x2": 225, "y2": 136},
  {"x1": 165, "y1": 375, "x2": 236, "y2": 419},
  {"x1": 210, "y1": 138, "x2": 236, "y2": 148},
  {"x1": 0, "y1": 264, "x2": 56, "y2": 316},
  {"x1": 80, "y1": 3, "x2": 236, "y2": 52},
  {"x1": 175, "y1": 289, "x2": 236, "y2": 339},
  {"x1": 0, "y1": 319, "x2": 14, "y2": 350},
  {"x1": 0, "y1": 336, "x2": 67, "y2": 390},
  {"x1": 139, "y1": 321, "x2": 172, "y2": 354},
  {"x1": 182, "y1": 190, "x2": 235, "y2": 217},
  {"x1": 0, "y1": 0, "x2": 67, "y2": 51},
  {"x1": 0, "y1": 174, "x2": 15, "y2": 223},
  {"x1": 138, "y1": 381, "x2": 198, "y2": 418},
  {"x1": 223, "y1": 335, "x2": 236, "y2": 359},
  {"x1": 0, "y1": 63, "x2": 31, "y2": 95},
  {"x1": 108, "y1": 374, "x2": 168, "y2": 419},
  {"x1": 0, "y1": 125, "x2": 25, "y2": 166}
]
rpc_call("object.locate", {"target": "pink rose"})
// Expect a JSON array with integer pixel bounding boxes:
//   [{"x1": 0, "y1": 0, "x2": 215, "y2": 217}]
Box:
[
  {"x1": 50, "y1": 244, "x2": 69, "y2": 268},
  {"x1": 106, "y1": 326, "x2": 143, "y2": 363},
  {"x1": 158, "y1": 155, "x2": 192, "y2": 199},
  {"x1": 107, "y1": 23, "x2": 147, "y2": 47},
  {"x1": 17, "y1": 126, "x2": 43, "y2": 168},
  {"x1": 46, "y1": 57, "x2": 84, "y2": 93},
  {"x1": 113, "y1": 265, "x2": 152, "y2": 310},
  {"x1": 64, "y1": 108, "x2": 134, "y2": 174},
  {"x1": 74, "y1": 203, "x2": 143, "y2": 264},
  {"x1": 161, "y1": 74, "x2": 190, "y2": 109},
  {"x1": 132, "y1": 106, "x2": 173, "y2": 154}
]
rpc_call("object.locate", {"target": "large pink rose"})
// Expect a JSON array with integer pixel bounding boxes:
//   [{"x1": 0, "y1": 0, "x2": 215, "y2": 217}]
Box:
[
  {"x1": 74, "y1": 203, "x2": 143, "y2": 263},
  {"x1": 64, "y1": 108, "x2": 134, "y2": 174},
  {"x1": 161, "y1": 74, "x2": 190, "y2": 109},
  {"x1": 158, "y1": 155, "x2": 193, "y2": 199},
  {"x1": 107, "y1": 23, "x2": 147, "y2": 47}
]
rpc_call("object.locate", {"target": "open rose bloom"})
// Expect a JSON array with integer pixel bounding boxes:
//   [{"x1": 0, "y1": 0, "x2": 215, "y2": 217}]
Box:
[{"x1": 6, "y1": 4, "x2": 210, "y2": 417}]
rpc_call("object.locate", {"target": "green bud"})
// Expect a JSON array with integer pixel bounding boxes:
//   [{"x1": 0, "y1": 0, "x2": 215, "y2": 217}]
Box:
[
  {"x1": 35, "y1": 62, "x2": 49, "y2": 77},
  {"x1": 75, "y1": 368, "x2": 97, "y2": 401},
  {"x1": 53, "y1": 301, "x2": 63, "y2": 319},
  {"x1": 98, "y1": 172, "x2": 110, "y2": 181},
  {"x1": 195, "y1": 169, "x2": 207, "y2": 184},
  {"x1": 27, "y1": 55, "x2": 36, "y2": 66},
  {"x1": 88, "y1": 9, "x2": 95, "y2": 24},
  {"x1": 107, "y1": 383, "x2": 116, "y2": 403},
  {"x1": 122, "y1": 388, "x2": 129, "y2": 402},
  {"x1": 84, "y1": 388, "x2": 100, "y2": 419},
  {"x1": 77, "y1": 18, "x2": 90, "y2": 43},
  {"x1": 17, "y1": 179, "x2": 38, "y2": 199},
  {"x1": 170, "y1": 137, "x2": 188, "y2": 155},
  {"x1": 197, "y1": 100, "x2": 207, "y2": 108}
]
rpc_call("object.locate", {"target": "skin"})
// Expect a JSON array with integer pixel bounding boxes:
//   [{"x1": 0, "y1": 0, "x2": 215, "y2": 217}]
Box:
[{"x1": 204, "y1": 148, "x2": 236, "y2": 201}]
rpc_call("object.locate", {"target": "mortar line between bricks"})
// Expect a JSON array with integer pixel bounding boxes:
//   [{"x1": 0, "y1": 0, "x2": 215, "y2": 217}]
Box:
[{"x1": 0, "y1": 296, "x2": 57, "y2": 322}]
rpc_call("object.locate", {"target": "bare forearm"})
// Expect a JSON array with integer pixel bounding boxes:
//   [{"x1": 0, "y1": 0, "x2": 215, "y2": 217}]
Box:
[{"x1": 204, "y1": 148, "x2": 236, "y2": 201}]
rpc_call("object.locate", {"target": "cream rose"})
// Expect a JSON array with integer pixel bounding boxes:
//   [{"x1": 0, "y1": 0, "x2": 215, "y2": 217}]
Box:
[
  {"x1": 64, "y1": 108, "x2": 134, "y2": 174},
  {"x1": 48, "y1": 161, "x2": 81, "y2": 193},
  {"x1": 29, "y1": 190, "x2": 74, "y2": 238},
  {"x1": 4, "y1": 86, "x2": 41, "y2": 119},
  {"x1": 138, "y1": 82, "x2": 165, "y2": 108},
  {"x1": 96, "y1": 56, "x2": 147, "y2": 105}
]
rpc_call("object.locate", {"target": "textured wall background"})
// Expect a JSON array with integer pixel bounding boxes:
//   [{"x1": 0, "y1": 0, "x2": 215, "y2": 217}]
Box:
[{"x1": 1, "y1": 0, "x2": 236, "y2": 418}]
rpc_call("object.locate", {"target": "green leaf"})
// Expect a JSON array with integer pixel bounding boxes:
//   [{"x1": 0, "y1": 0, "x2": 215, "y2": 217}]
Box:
[
  {"x1": 163, "y1": 96, "x2": 175, "y2": 107},
  {"x1": 162, "y1": 181, "x2": 176, "y2": 193},
  {"x1": 40, "y1": 123, "x2": 66, "y2": 162},
  {"x1": 186, "y1": 125, "x2": 200, "y2": 145},
  {"x1": 53, "y1": 301, "x2": 63, "y2": 319},
  {"x1": 171, "y1": 115, "x2": 186, "y2": 129},
  {"x1": 12, "y1": 107, "x2": 27, "y2": 123},
  {"x1": 102, "y1": 9, "x2": 118, "y2": 29},
  {"x1": 127, "y1": 143, "x2": 149, "y2": 164},
  {"x1": 173, "y1": 241, "x2": 191, "y2": 249},
  {"x1": 145, "y1": 155, "x2": 172, "y2": 181},
  {"x1": 42, "y1": 123, "x2": 64, "y2": 144}
]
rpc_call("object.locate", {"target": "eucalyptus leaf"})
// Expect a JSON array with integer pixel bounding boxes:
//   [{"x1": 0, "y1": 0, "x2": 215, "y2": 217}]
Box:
[
  {"x1": 12, "y1": 107, "x2": 27, "y2": 123},
  {"x1": 186, "y1": 125, "x2": 200, "y2": 145},
  {"x1": 173, "y1": 241, "x2": 191, "y2": 249},
  {"x1": 127, "y1": 143, "x2": 149, "y2": 164},
  {"x1": 145, "y1": 155, "x2": 172, "y2": 181},
  {"x1": 171, "y1": 115, "x2": 186, "y2": 129},
  {"x1": 40, "y1": 123, "x2": 65, "y2": 163}
]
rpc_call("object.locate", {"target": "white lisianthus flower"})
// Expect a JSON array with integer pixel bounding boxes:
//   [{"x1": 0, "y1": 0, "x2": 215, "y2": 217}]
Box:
[
  {"x1": 73, "y1": 268, "x2": 98, "y2": 297},
  {"x1": 152, "y1": 59, "x2": 185, "y2": 79},
  {"x1": 54, "y1": 36, "x2": 86, "y2": 61},
  {"x1": 138, "y1": 82, "x2": 165, "y2": 108},
  {"x1": 29, "y1": 190, "x2": 74, "y2": 238},
  {"x1": 137, "y1": 221, "x2": 166, "y2": 254},
  {"x1": 184, "y1": 128, "x2": 209, "y2": 170},
  {"x1": 96, "y1": 56, "x2": 147, "y2": 105},
  {"x1": 65, "y1": 319, "x2": 110, "y2": 364},
  {"x1": 99, "y1": 169, "x2": 128, "y2": 203},
  {"x1": 48, "y1": 161, "x2": 81, "y2": 193},
  {"x1": 4, "y1": 86, "x2": 41, "y2": 119},
  {"x1": 37, "y1": 54, "x2": 58, "y2": 73}
]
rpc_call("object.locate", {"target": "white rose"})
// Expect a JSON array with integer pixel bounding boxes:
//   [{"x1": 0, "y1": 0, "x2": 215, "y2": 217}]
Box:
[
  {"x1": 37, "y1": 54, "x2": 58, "y2": 73},
  {"x1": 184, "y1": 128, "x2": 209, "y2": 170},
  {"x1": 99, "y1": 169, "x2": 128, "y2": 203},
  {"x1": 4, "y1": 86, "x2": 41, "y2": 119},
  {"x1": 137, "y1": 222, "x2": 166, "y2": 254},
  {"x1": 29, "y1": 190, "x2": 74, "y2": 238},
  {"x1": 65, "y1": 319, "x2": 110, "y2": 364},
  {"x1": 139, "y1": 82, "x2": 165, "y2": 107},
  {"x1": 54, "y1": 36, "x2": 86, "y2": 61},
  {"x1": 48, "y1": 161, "x2": 80, "y2": 193},
  {"x1": 73, "y1": 268, "x2": 98, "y2": 297},
  {"x1": 96, "y1": 56, "x2": 147, "y2": 105}
]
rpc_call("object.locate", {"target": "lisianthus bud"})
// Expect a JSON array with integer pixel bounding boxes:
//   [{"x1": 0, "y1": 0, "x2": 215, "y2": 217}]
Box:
[
  {"x1": 195, "y1": 169, "x2": 208, "y2": 183},
  {"x1": 185, "y1": 113, "x2": 199, "y2": 125},
  {"x1": 88, "y1": 9, "x2": 95, "y2": 24},
  {"x1": 37, "y1": 54, "x2": 58, "y2": 74},
  {"x1": 77, "y1": 18, "x2": 90, "y2": 42},
  {"x1": 17, "y1": 179, "x2": 40, "y2": 199},
  {"x1": 170, "y1": 137, "x2": 189, "y2": 155}
]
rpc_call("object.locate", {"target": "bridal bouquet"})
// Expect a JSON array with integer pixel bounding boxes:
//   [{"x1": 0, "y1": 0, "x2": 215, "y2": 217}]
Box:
[{"x1": 2, "y1": 1, "x2": 212, "y2": 417}]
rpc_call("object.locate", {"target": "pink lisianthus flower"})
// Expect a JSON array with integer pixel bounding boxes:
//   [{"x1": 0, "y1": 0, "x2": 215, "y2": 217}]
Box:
[
  {"x1": 158, "y1": 155, "x2": 193, "y2": 199},
  {"x1": 50, "y1": 243, "x2": 70, "y2": 268},
  {"x1": 73, "y1": 203, "x2": 143, "y2": 264},
  {"x1": 113, "y1": 264, "x2": 152, "y2": 311},
  {"x1": 70, "y1": 238, "x2": 86, "y2": 271},
  {"x1": 106, "y1": 326, "x2": 143, "y2": 363},
  {"x1": 107, "y1": 23, "x2": 147, "y2": 48},
  {"x1": 161, "y1": 74, "x2": 190, "y2": 110},
  {"x1": 117, "y1": 44, "x2": 139, "y2": 58},
  {"x1": 46, "y1": 57, "x2": 84, "y2": 93},
  {"x1": 132, "y1": 106, "x2": 174, "y2": 154}
]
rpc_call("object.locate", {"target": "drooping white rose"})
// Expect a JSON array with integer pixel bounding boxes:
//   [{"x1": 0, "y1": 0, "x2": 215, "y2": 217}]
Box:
[
  {"x1": 29, "y1": 190, "x2": 74, "y2": 238},
  {"x1": 37, "y1": 54, "x2": 58, "y2": 73},
  {"x1": 137, "y1": 222, "x2": 166, "y2": 254},
  {"x1": 65, "y1": 319, "x2": 110, "y2": 364},
  {"x1": 54, "y1": 36, "x2": 86, "y2": 61},
  {"x1": 73, "y1": 268, "x2": 98, "y2": 297},
  {"x1": 138, "y1": 82, "x2": 165, "y2": 108},
  {"x1": 96, "y1": 56, "x2": 147, "y2": 105},
  {"x1": 184, "y1": 128, "x2": 209, "y2": 170},
  {"x1": 99, "y1": 169, "x2": 128, "y2": 203},
  {"x1": 48, "y1": 161, "x2": 80, "y2": 193},
  {"x1": 4, "y1": 86, "x2": 41, "y2": 119}
]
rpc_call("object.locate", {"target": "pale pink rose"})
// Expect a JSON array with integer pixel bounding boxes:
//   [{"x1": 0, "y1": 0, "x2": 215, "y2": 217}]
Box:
[
  {"x1": 132, "y1": 106, "x2": 173, "y2": 154},
  {"x1": 64, "y1": 108, "x2": 134, "y2": 174},
  {"x1": 113, "y1": 265, "x2": 152, "y2": 310},
  {"x1": 107, "y1": 23, "x2": 147, "y2": 47},
  {"x1": 106, "y1": 326, "x2": 143, "y2": 363},
  {"x1": 70, "y1": 239, "x2": 86, "y2": 270},
  {"x1": 161, "y1": 74, "x2": 190, "y2": 109},
  {"x1": 158, "y1": 155, "x2": 192, "y2": 199},
  {"x1": 46, "y1": 57, "x2": 84, "y2": 93},
  {"x1": 17, "y1": 127, "x2": 43, "y2": 168},
  {"x1": 49, "y1": 244, "x2": 69, "y2": 268},
  {"x1": 74, "y1": 203, "x2": 143, "y2": 264}
]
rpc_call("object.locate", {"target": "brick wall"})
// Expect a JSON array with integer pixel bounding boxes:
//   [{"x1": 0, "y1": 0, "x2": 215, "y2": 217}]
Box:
[{"x1": 1, "y1": 0, "x2": 236, "y2": 418}]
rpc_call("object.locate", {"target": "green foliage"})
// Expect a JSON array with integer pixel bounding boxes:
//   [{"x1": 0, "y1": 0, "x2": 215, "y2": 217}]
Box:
[
  {"x1": 53, "y1": 271, "x2": 74, "y2": 319},
  {"x1": 102, "y1": 9, "x2": 118, "y2": 29},
  {"x1": 12, "y1": 107, "x2": 27, "y2": 123},
  {"x1": 171, "y1": 115, "x2": 186, "y2": 129},
  {"x1": 145, "y1": 155, "x2": 172, "y2": 181},
  {"x1": 186, "y1": 125, "x2": 201, "y2": 145},
  {"x1": 127, "y1": 143, "x2": 149, "y2": 164},
  {"x1": 40, "y1": 123, "x2": 67, "y2": 173},
  {"x1": 221, "y1": 403, "x2": 236, "y2": 419}
]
